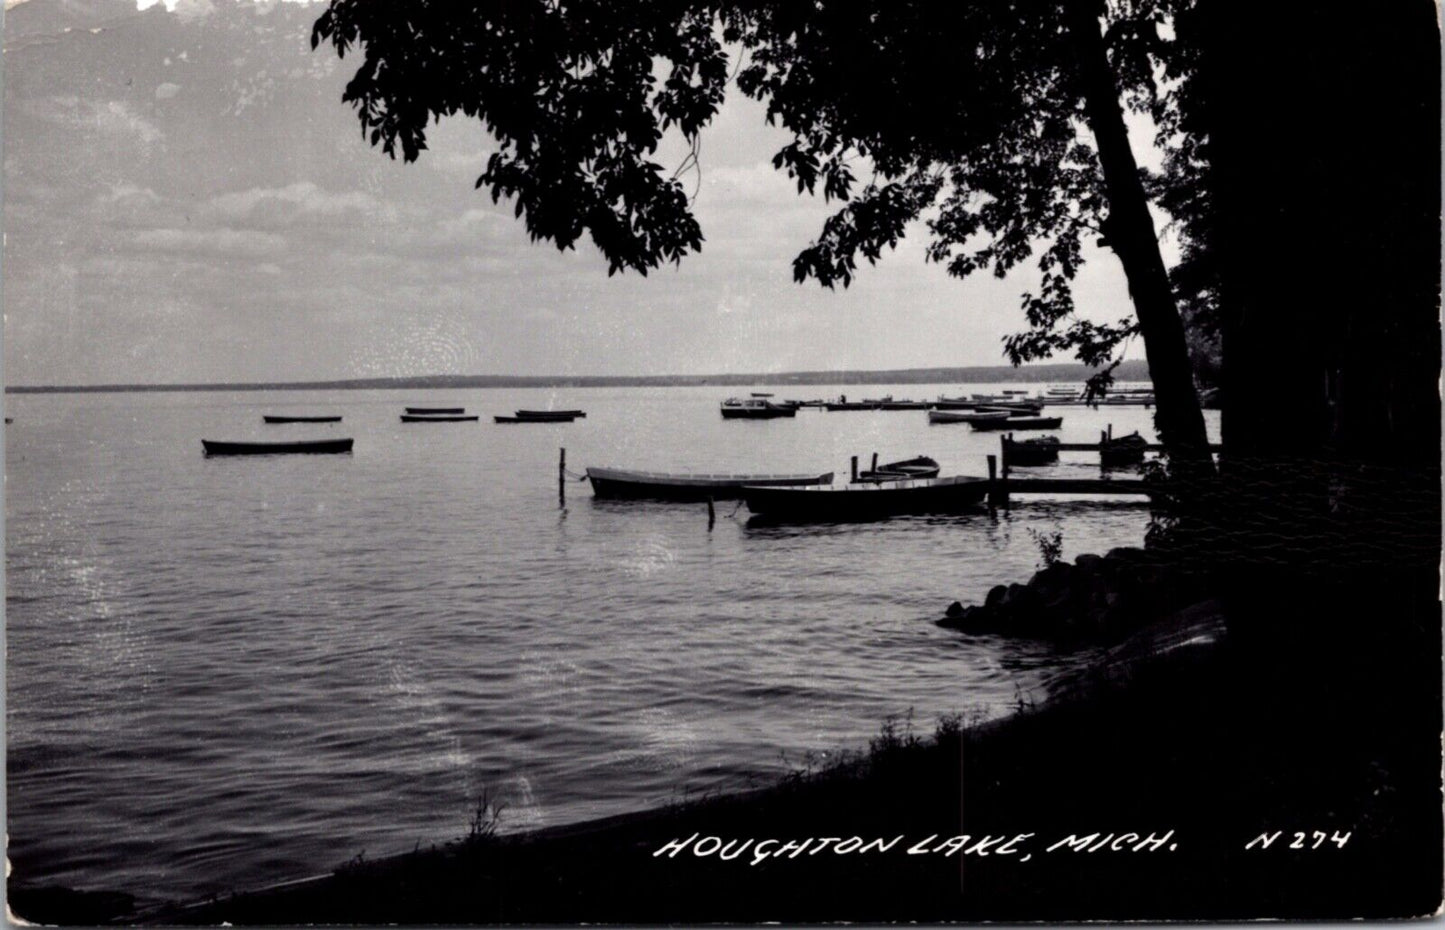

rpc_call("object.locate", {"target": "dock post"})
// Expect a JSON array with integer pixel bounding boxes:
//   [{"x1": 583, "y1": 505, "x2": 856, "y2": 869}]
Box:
[
  {"x1": 1108, "y1": 423, "x2": 1114, "y2": 441},
  {"x1": 559, "y1": 447, "x2": 566, "y2": 507},
  {"x1": 1001, "y1": 434, "x2": 1011, "y2": 480},
  {"x1": 987, "y1": 454, "x2": 1005, "y2": 507},
  {"x1": 707, "y1": 496, "x2": 716, "y2": 529},
  {"x1": 851, "y1": 455, "x2": 858, "y2": 482},
  {"x1": 871, "y1": 452, "x2": 879, "y2": 474}
]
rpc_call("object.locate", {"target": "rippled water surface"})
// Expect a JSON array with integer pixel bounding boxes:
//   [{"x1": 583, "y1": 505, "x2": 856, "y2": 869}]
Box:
[{"x1": 6, "y1": 384, "x2": 1218, "y2": 901}]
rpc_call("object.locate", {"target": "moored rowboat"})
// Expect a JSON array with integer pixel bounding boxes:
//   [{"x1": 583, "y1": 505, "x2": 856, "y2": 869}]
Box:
[
  {"x1": 855, "y1": 455, "x2": 941, "y2": 482},
  {"x1": 970, "y1": 416, "x2": 1063, "y2": 431},
  {"x1": 202, "y1": 438, "x2": 353, "y2": 456},
  {"x1": 929, "y1": 409, "x2": 1009, "y2": 425},
  {"x1": 405, "y1": 407, "x2": 465, "y2": 414},
  {"x1": 744, "y1": 475, "x2": 990, "y2": 521},
  {"x1": 263, "y1": 415, "x2": 342, "y2": 423},
  {"x1": 402, "y1": 414, "x2": 480, "y2": 422},
  {"x1": 586, "y1": 467, "x2": 835, "y2": 501}
]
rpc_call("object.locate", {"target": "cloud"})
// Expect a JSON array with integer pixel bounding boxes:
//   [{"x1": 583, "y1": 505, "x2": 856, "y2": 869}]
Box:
[
  {"x1": 204, "y1": 182, "x2": 390, "y2": 225},
  {"x1": 22, "y1": 97, "x2": 164, "y2": 147},
  {"x1": 131, "y1": 227, "x2": 288, "y2": 258}
]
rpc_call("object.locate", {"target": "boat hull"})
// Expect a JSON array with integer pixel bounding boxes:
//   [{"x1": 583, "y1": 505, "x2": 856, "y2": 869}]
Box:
[
  {"x1": 970, "y1": 416, "x2": 1063, "y2": 431},
  {"x1": 515, "y1": 409, "x2": 586, "y2": 418},
  {"x1": 929, "y1": 410, "x2": 1009, "y2": 425},
  {"x1": 405, "y1": 407, "x2": 464, "y2": 414},
  {"x1": 494, "y1": 414, "x2": 575, "y2": 423},
  {"x1": 587, "y1": 468, "x2": 834, "y2": 501},
  {"x1": 203, "y1": 438, "x2": 353, "y2": 456},
  {"x1": 720, "y1": 406, "x2": 796, "y2": 419},
  {"x1": 744, "y1": 476, "x2": 989, "y2": 521},
  {"x1": 402, "y1": 415, "x2": 480, "y2": 422},
  {"x1": 263, "y1": 416, "x2": 342, "y2": 423}
]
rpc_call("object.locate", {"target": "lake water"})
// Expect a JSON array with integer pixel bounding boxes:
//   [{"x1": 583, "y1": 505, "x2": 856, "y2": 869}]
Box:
[{"x1": 5, "y1": 383, "x2": 1219, "y2": 903}]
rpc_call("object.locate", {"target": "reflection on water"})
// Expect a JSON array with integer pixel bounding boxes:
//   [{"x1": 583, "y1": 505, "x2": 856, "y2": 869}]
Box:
[{"x1": 5, "y1": 384, "x2": 1218, "y2": 902}]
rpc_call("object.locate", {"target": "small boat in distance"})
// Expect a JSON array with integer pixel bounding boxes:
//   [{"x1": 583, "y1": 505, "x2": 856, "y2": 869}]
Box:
[
  {"x1": 744, "y1": 475, "x2": 990, "y2": 521},
  {"x1": 929, "y1": 410, "x2": 1009, "y2": 425},
  {"x1": 586, "y1": 467, "x2": 834, "y2": 501},
  {"x1": 203, "y1": 438, "x2": 354, "y2": 456},
  {"x1": 402, "y1": 414, "x2": 480, "y2": 422},
  {"x1": 405, "y1": 407, "x2": 465, "y2": 415},
  {"x1": 720, "y1": 398, "x2": 797, "y2": 419},
  {"x1": 855, "y1": 456, "x2": 941, "y2": 482},
  {"x1": 495, "y1": 411, "x2": 578, "y2": 423},
  {"x1": 970, "y1": 416, "x2": 1063, "y2": 431},
  {"x1": 263, "y1": 415, "x2": 342, "y2": 424}
]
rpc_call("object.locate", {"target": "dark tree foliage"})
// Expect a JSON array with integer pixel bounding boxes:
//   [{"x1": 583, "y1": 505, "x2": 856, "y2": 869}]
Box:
[{"x1": 312, "y1": 0, "x2": 1214, "y2": 464}]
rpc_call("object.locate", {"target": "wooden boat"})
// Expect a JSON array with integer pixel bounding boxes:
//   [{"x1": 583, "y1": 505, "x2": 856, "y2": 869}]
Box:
[
  {"x1": 1100, "y1": 431, "x2": 1149, "y2": 467},
  {"x1": 405, "y1": 406, "x2": 464, "y2": 415},
  {"x1": 929, "y1": 409, "x2": 1009, "y2": 425},
  {"x1": 876, "y1": 399, "x2": 931, "y2": 410},
  {"x1": 493, "y1": 414, "x2": 571, "y2": 423},
  {"x1": 976, "y1": 402, "x2": 1044, "y2": 415},
  {"x1": 586, "y1": 467, "x2": 834, "y2": 501},
  {"x1": 970, "y1": 415, "x2": 1063, "y2": 431},
  {"x1": 263, "y1": 415, "x2": 342, "y2": 423},
  {"x1": 203, "y1": 438, "x2": 353, "y2": 456},
  {"x1": 720, "y1": 398, "x2": 797, "y2": 419},
  {"x1": 402, "y1": 414, "x2": 480, "y2": 422},
  {"x1": 1003, "y1": 435, "x2": 1061, "y2": 466},
  {"x1": 855, "y1": 455, "x2": 941, "y2": 482},
  {"x1": 744, "y1": 475, "x2": 990, "y2": 521},
  {"x1": 516, "y1": 409, "x2": 586, "y2": 418}
]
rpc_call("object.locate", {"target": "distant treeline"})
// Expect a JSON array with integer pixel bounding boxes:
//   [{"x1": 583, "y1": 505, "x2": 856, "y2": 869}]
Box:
[{"x1": 6, "y1": 361, "x2": 1150, "y2": 394}]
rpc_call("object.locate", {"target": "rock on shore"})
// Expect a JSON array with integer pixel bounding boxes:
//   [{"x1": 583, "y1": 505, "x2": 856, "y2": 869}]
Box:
[{"x1": 939, "y1": 547, "x2": 1215, "y2": 640}]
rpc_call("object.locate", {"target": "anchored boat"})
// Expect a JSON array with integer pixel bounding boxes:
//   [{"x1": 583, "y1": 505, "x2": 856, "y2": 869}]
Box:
[
  {"x1": 744, "y1": 475, "x2": 990, "y2": 521},
  {"x1": 720, "y1": 398, "x2": 797, "y2": 419},
  {"x1": 263, "y1": 415, "x2": 342, "y2": 423},
  {"x1": 586, "y1": 467, "x2": 834, "y2": 501},
  {"x1": 202, "y1": 438, "x2": 354, "y2": 456},
  {"x1": 855, "y1": 455, "x2": 941, "y2": 482},
  {"x1": 970, "y1": 415, "x2": 1063, "y2": 431}
]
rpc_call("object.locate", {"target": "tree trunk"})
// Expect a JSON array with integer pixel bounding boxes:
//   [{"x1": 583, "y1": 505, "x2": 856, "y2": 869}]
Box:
[{"x1": 1065, "y1": 2, "x2": 1214, "y2": 478}]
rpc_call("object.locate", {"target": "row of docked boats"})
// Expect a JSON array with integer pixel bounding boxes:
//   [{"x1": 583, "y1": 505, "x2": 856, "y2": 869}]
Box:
[
  {"x1": 584, "y1": 454, "x2": 986, "y2": 520},
  {"x1": 202, "y1": 401, "x2": 588, "y2": 455},
  {"x1": 720, "y1": 387, "x2": 1155, "y2": 414},
  {"x1": 586, "y1": 461, "x2": 988, "y2": 519}
]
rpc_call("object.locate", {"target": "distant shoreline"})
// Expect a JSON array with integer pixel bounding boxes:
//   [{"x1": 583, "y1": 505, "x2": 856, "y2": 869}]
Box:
[{"x1": 6, "y1": 361, "x2": 1149, "y2": 394}]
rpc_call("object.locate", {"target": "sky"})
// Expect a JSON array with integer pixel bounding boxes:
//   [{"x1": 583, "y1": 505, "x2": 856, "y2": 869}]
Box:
[{"x1": 2, "y1": 0, "x2": 1158, "y2": 385}]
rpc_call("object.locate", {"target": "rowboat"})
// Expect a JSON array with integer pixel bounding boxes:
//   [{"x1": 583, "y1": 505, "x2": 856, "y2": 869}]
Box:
[
  {"x1": 720, "y1": 398, "x2": 797, "y2": 419},
  {"x1": 503, "y1": 410, "x2": 581, "y2": 421},
  {"x1": 402, "y1": 414, "x2": 480, "y2": 422},
  {"x1": 202, "y1": 438, "x2": 353, "y2": 456},
  {"x1": 744, "y1": 475, "x2": 990, "y2": 521},
  {"x1": 856, "y1": 455, "x2": 941, "y2": 482},
  {"x1": 876, "y1": 399, "x2": 931, "y2": 410},
  {"x1": 263, "y1": 415, "x2": 342, "y2": 423},
  {"x1": 929, "y1": 409, "x2": 1009, "y2": 425},
  {"x1": 1100, "y1": 431, "x2": 1149, "y2": 467},
  {"x1": 405, "y1": 407, "x2": 465, "y2": 415},
  {"x1": 970, "y1": 416, "x2": 1063, "y2": 431},
  {"x1": 586, "y1": 467, "x2": 835, "y2": 501},
  {"x1": 1003, "y1": 435, "x2": 1061, "y2": 466}
]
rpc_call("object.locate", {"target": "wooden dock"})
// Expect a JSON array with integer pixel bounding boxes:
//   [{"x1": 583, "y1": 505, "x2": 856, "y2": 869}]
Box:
[{"x1": 986, "y1": 431, "x2": 1224, "y2": 506}]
